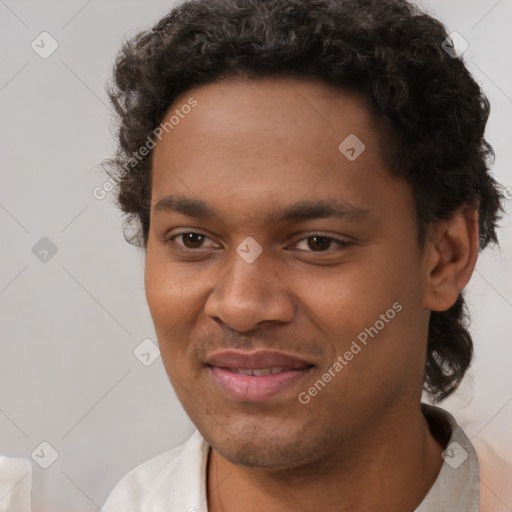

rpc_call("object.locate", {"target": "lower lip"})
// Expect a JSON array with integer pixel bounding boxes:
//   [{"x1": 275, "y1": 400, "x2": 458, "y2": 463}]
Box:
[{"x1": 209, "y1": 366, "x2": 311, "y2": 402}]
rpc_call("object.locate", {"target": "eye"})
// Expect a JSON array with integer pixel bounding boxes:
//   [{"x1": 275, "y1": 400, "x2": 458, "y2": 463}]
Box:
[
  {"x1": 168, "y1": 232, "x2": 216, "y2": 250},
  {"x1": 294, "y1": 235, "x2": 351, "y2": 253}
]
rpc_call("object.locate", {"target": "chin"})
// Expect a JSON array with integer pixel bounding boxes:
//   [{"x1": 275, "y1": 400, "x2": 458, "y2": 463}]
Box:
[{"x1": 203, "y1": 416, "x2": 322, "y2": 469}]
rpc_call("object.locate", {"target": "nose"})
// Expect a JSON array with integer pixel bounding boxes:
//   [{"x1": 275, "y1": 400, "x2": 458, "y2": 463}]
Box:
[{"x1": 204, "y1": 246, "x2": 296, "y2": 332}]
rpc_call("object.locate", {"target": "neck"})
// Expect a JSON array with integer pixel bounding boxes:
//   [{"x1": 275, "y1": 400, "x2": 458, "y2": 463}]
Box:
[{"x1": 206, "y1": 402, "x2": 445, "y2": 512}]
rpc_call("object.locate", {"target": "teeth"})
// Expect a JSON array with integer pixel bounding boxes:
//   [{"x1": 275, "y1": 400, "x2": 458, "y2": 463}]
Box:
[
  {"x1": 233, "y1": 367, "x2": 287, "y2": 376},
  {"x1": 252, "y1": 368, "x2": 271, "y2": 376}
]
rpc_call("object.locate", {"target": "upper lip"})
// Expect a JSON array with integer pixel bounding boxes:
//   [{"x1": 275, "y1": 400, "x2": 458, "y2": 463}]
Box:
[{"x1": 206, "y1": 349, "x2": 313, "y2": 370}]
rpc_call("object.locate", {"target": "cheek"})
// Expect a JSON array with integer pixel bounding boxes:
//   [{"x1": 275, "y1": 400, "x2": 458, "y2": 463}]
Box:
[
  {"x1": 308, "y1": 259, "x2": 400, "y2": 323},
  {"x1": 303, "y1": 247, "x2": 421, "y2": 362},
  {"x1": 144, "y1": 247, "x2": 202, "y2": 325},
  {"x1": 144, "y1": 257, "x2": 173, "y2": 326},
  {"x1": 144, "y1": 249, "x2": 213, "y2": 366}
]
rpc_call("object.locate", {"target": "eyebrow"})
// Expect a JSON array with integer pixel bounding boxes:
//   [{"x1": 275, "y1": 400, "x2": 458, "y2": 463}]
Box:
[{"x1": 153, "y1": 195, "x2": 370, "y2": 224}]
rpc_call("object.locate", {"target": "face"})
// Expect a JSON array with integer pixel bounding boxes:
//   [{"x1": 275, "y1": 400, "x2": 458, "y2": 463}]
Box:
[{"x1": 145, "y1": 76, "x2": 432, "y2": 469}]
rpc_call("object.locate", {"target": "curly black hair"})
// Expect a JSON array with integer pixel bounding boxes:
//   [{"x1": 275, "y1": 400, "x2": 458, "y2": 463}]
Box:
[{"x1": 105, "y1": 0, "x2": 506, "y2": 402}]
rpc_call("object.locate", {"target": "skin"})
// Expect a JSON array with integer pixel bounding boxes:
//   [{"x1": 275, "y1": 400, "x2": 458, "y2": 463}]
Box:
[{"x1": 145, "y1": 76, "x2": 479, "y2": 511}]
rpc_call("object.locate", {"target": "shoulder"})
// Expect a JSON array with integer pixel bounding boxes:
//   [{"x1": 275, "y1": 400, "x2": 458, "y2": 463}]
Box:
[
  {"x1": 472, "y1": 437, "x2": 512, "y2": 512},
  {"x1": 423, "y1": 404, "x2": 512, "y2": 512},
  {"x1": 0, "y1": 456, "x2": 32, "y2": 512},
  {"x1": 102, "y1": 430, "x2": 209, "y2": 512}
]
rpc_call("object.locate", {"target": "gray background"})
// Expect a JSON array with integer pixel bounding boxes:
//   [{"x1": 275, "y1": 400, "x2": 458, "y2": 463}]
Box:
[{"x1": 1, "y1": 1, "x2": 511, "y2": 510}]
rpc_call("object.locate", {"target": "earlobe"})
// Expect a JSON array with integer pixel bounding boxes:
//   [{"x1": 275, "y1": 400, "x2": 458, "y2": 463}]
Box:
[{"x1": 423, "y1": 208, "x2": 479, "y2": 312}]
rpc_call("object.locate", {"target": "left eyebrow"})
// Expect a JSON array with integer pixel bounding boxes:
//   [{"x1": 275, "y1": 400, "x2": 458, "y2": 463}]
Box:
[
  {"x1": 264, "y1": 199, "x2": 370, "y2": 224},
  {"x1": 153, "y1": 195, "x2": 370, "y2": 224}
]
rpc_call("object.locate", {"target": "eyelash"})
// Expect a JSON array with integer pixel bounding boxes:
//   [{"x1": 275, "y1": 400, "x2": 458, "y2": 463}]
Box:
[{"x1": 166, "y1": 232, "x2": 351, "y2": 254}]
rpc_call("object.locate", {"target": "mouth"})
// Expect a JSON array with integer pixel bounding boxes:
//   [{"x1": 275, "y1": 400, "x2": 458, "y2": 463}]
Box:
[{"x1": 206, "y1": 349, "x2": 314, "y2": 402}]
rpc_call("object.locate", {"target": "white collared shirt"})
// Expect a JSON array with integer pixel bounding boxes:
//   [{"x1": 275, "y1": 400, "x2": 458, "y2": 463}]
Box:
[{"x1": 101, "y1": 404, "x2": 486, "y2": 511}]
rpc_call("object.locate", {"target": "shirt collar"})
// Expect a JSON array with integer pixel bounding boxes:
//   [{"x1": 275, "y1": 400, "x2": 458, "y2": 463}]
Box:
[{"x1": 414, "y1": 403, "x2": 480, "y2": 512}]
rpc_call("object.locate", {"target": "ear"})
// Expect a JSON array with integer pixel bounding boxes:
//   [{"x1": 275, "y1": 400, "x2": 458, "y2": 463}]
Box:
[{"x1": 422, "y1": 206, "x2": 480, "y2": 312}]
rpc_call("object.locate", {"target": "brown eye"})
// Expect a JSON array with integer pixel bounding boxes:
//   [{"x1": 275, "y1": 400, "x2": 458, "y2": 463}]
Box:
[
  {"x1": 170, "y1": 232, "x2": 211, "y2": 250},
  {"x1": 181, "y1": 233, "x2": 205, "y2": 249},
  {"x1": 295, "y1": 235, "x2": 350, "y2": 253},
  {"x1": 306, "y1": 236, "x2": 332, "y2": 251}
]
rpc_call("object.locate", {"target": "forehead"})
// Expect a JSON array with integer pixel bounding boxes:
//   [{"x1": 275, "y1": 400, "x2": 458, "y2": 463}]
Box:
[
  {"x1": 159, "y1": 76, "x2": 377, "y2": 147},
  {"x1": 151, "y1": 76, "x2": 382, "y2": 171},
  {"x1": 149, "y1": 76, "x2": 409, "y2": 228}
]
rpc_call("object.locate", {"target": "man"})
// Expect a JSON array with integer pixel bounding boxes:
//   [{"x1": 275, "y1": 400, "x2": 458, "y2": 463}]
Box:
[{"x1": 102, "y1": 0, "x2": 508, "y2": 510}]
